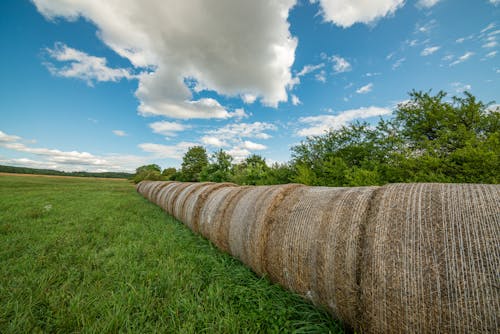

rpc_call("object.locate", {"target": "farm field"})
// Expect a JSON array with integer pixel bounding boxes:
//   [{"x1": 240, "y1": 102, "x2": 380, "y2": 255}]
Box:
[{"x1": 0, "y1": 174, "x2": 343, "y2": 333}]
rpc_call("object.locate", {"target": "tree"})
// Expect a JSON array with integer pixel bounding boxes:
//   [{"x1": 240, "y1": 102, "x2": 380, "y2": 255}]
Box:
[
  {"x1": 180, "y1": 146, "x2": 208, "y2": 182},
  {"x1": 133, "y1": 164, "x2": 163, "y2": 183},
  {"x1": 162, "y1": 167, "x2": 177, "y2": 180},
  {"x1": 231, "y1": 154, "x2": 269, "y2": 185},
  {"x1": 200, "y1": 149, "x2": 233, "y2": 182},
  {"x1": 290, "y1": 90, "x2": 499, "y2": 186}
]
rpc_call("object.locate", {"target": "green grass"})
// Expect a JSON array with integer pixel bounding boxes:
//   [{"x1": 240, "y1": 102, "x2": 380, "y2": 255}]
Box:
[{"x1": 0, "y1": 174, "x2": 344, "y2": 333}]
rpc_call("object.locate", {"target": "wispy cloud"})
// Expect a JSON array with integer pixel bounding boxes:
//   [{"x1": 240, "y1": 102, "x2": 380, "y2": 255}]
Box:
[
  {"x1": 331, "y1": 55, "x2": 352, "y2": 74},
  {"x1": 449, "y1": 52, "x2": 474, "y2": 66},
  {"x1": 356, "y1": 83, "x2": 374, "y2": 94},
  {"x1": 421, "y1": 46, "x2": 441, "y2": 56},
  {"x1": 392, "y1": 57, "x2": 406, "y2": 70},
  {"x1": 112, "y1": 130, "x2": 127, "y2": 137}
]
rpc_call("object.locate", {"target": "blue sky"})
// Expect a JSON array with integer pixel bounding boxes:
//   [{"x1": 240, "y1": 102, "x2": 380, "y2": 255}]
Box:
[{"x1": 1, "y1": 0, "x2": 499, "y2": 172}]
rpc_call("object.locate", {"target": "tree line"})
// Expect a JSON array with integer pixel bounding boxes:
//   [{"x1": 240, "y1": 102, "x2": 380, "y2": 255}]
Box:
[{"x1": 133, "y1": 90, "x2": 500, "y2": 186}]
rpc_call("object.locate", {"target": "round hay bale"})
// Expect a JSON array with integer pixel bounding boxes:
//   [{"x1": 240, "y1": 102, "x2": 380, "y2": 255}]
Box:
[
  {"x1": 172, "y1": 182, "x2": 213, "y2": 225},
  {"x1": 165, "y1": 182, "x2": 195, "y2": 216},
  {"x1": 156, "y1": 182, "x2": 181, "y2": 212},
  {"x1": 142, "y1": 181, "x2": 162, "y2": 201},
  {"x1": 182, "y1": 182, "x2": 236, "y2": 233},
  {"x1": 198, "y1": 186, "x2": 251, "y2": 253},
  {"x1": 150, "y1": 181, "x2": 175, "y2": 205},
  {"x1": 136, "y1": 181, "x2": 147, "y2": 194},
  {"x1": 264, "y1": 185, "x2": 377, "y2": 325},
  {"x1": 146, "y1": 181, "x2": 167, "y2": 202},
  {"x1": 228, "y1": 184, "x2": 303, "y2": 276},
  {"x1": 360, "y1": 183, "x2": 500, "y2": 334}
]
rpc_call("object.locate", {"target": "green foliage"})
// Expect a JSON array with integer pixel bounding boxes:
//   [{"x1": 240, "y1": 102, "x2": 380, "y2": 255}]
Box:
[
  {"x1": 200, "y1": 149, "x2": 233, "y2": 182},
  {"x1": 161, "y1": 167, "x2": 177, "y2": 179},
  {"x1": 180, "y1": 146, "x2": 208, "y2": 182},
  {"x1": 291, "y1": 91, "x2": 499, "y2": 186},
  {"x1": 231, "y1": 154, "x2": 270, "y2": 185},
  {"x1": 0, "y1": 174, "x2": 343, "y2": 333},
  {"x1": 133, "y1": 164, "x2": 164, "y2": 183},
  {"x1": 0, "y1": 165, "x2": 132, "y2": 179}
]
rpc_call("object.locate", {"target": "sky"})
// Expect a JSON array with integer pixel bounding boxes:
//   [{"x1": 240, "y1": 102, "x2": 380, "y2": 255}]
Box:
[{"x1": 1, "y1": 0, "x2": 499, "y2": 173}]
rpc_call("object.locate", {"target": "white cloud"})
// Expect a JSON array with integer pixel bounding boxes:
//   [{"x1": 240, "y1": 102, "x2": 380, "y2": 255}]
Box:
[
  {"x1": 451, "y1": 82, "x2": 472, "y2": 93},
  {"x1": 138, "y1": 142, "x2": 197, "y2": 159},
  {"x1": 416, "y1": 0, "x2": 441, "y2": 8},
  {"x1": 315, "y1": 70, "x2": 327, "y2": 82},
  {"x1": 149, "y1": 121, "x2": 190, "y2": 137},
  {"x1": 481, "y1": 23, "x2": 496, "y2": 34},
  {"x1": 112, "y1": 130, "x2": 127, "y2": 137},
  {"x1": 485, "y1": 51, "x2": 498, "y2": 58},
  {"x1": 392, "y1": 57, "x2": 406, "y2": 69},
  {"x1": 242, "y1": 140, "x2": 267, "y2": 151},
  {"x1": 227, "y1": 147, "x2": 252, "y2": 162},
  {"x1": 33, "y1": 0, "x2": 298, "y2": 118},
  {"x1": 415, "y1": 19, "x2": 437, "y2": 34},
  {"x1": 315, "y1": 0, "x2": 405, "y2": 28},
  {"x1": 421, "y1": 46, "x2": 440, "y2": 56},
  {"x1": 205, "y1": 122, "x2": 277, "y2": 141},
  {"x1": 482, "y1": 41, "x2": 498, "y2": 48},
  {"x1": 45, "y1": 43, "x2": 134, "y2": 86},
  {"x1": 201, "y1": 136, "x2": 229, "y2": 148},
  {"x1": 291, "y1": 94, "x2": 301, "y2": 105},
  {"x1": 290, "y1": 63, "x2": 325, "y2": 88},
  {"x1": 488, "y1": 0, "x2": 500, "y2": 6},
  {"x1": 297, "y1": 63, "x2": 325, "y2": 77},
  {"x1": 202, "y1": 122, "x2": 276, "y2": 159},
  {"x1": 0, "y1": 130, "x2": 151, "y2": 172},
  {"x1": 356, "y1": 83, "x2": 373, "y2": 94},
  {"x1": 365, "y1": 72, "x2": 381, "y2": 77},
  {"x1": 297, "y1": 106, "x2": 391, "y2": 136},
  {"x1": 331, "y1": 55, "x2": 352, "y2": 73},
  {"x1": 0, "y1": 130, "x2": 21, "y2": 143},
  {"x1": 449, "y1": 52, "x2": 474, "y2": 66}
]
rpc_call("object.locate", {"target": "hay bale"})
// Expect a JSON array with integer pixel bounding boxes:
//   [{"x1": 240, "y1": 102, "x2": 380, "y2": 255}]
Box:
[
  {"x1": 135, "y1": 181, "x2": 500, "y2": 333},
  {"x1": 228, "y1": 184, "x2": 303, "y2": 276},
  {"x1": 171, "y1": 182, "x2": 213, "y2": 227},
  {"x1": 360, "y1": 183, "x2": 500, "y2": 333},
  {"x1": 155, "y1": 182, "x2": 181, "y2": 211},
  {"x1": 264, "y1": 185, "x2": 377, "y2": 325},
  {"x1": 182, "y1": 182, "x2": 236, "y2": 233},
  {"x1": 198, "y1": 186, "x2": 251, "y2": 253}
]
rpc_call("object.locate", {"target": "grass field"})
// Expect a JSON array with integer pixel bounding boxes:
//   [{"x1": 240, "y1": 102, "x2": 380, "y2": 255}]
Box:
[{"x1": 0, "y1": 174, "x2": 344, "y2": 333}]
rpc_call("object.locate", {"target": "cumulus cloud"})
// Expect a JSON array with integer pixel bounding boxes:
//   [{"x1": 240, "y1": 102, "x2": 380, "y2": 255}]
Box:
[
  {"x1": 33, "y1": 0, "x2": 298, "y2": 119},
  {"x1": 112, "y1": 130, "x2": 127, "y2": 137},
  {"x1": 202, "y1": 122, "x2": 276, "y2": 160},
  {"x1": 356, "y1": 83, "x2": 373, "y2": 94},
  {"x1": 201, "y1": 136, "x2": 229, "y2": 148},
  {"x1": 242, "y1": 140, "x2": 267, "y2": 151},
  {"x1": 297, "y1": 106, "x2": 391, "y2": 136},
  {"x1": 149, "y1": 121, "x2": 190, "y2": 137},
  {"x1": 314, "y1": 0, "x2": 405, "y2": 27},
  {"x1": 449, "y1": 52, "x2": 474, "y2": 66},
  {"x1": 138, "y1": 142, "x2": 197, "y2": 159},
  {"x1": 421, "y1": 46, "x2": 441, "y2": 56},
  {"x1": 289, "y1": 63, "x2": 324, "y2": 88},
  {"x1": 45, "y1": 43, "x2": 135, "y2": 86},
  {"x1": 489, "y1": 0, "x2": 500, "y2": 6}
]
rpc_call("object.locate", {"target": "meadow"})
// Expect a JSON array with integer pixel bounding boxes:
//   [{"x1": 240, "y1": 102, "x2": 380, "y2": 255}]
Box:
[{"x1": 0, "y1": 174, "x2": 343, "y2": 333}]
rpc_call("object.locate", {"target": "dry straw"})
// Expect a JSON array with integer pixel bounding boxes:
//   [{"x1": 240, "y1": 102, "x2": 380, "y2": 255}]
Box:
[{"x1": 137, "y1": 181, "x2": 500, "y2": 333}]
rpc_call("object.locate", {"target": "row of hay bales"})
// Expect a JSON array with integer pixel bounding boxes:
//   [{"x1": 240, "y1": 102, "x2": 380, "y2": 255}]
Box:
[{"x1": 136, "y1": 181, "x2": 499, "y2": 333}]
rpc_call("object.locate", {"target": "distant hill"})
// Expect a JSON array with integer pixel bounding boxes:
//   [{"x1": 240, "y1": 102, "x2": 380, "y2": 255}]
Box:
[{"x1": 0, "y1": 165, "x2": 133, "y2": 179}]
